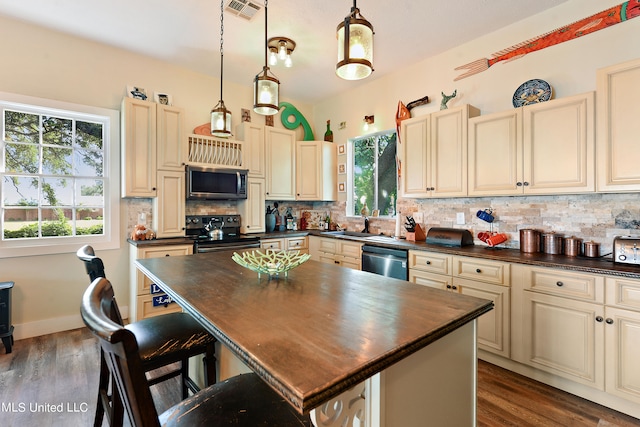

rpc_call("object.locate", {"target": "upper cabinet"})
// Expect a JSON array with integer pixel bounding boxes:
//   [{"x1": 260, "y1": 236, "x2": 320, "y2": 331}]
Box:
[
  {"x1": 265, "y1": 127, "x2": 296, "y2": 200},
  {"x1": 156, "y1": 104, "x2": 187, "y2": 171},
  {"x1": 121, "y1": 97, "x2": 157, "y2": 197},
  {"x1": 236, "y1": 122, "x2": 266, "y2": 178},
  {"x1": 401, "y1": 104, "x2": 480, "y2": 198},
  {"x1": 597, "y1": 58, "x2": 640, "y2": 192},
  {"x1": 469, "y1": 92, "x2": 595, "y2": 196},
  {"x1": 296, "y1": 141, "x2": 337, "y2": 201}
]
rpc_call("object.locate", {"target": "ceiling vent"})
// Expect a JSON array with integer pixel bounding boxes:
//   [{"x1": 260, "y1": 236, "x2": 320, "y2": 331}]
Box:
[{"x1": 225, "y1": 0, "x2": 261, "y2": 21}]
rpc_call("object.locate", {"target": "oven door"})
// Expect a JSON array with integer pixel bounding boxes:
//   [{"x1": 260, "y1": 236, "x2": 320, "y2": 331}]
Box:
[{"x1": 195, "y1": 240, "x2": 261, "y2": 253}]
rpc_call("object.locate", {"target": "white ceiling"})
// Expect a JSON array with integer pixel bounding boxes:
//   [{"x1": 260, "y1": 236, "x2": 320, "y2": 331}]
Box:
[{"x1": 0, "y1": 0, "x2": 568, "y2": 104}]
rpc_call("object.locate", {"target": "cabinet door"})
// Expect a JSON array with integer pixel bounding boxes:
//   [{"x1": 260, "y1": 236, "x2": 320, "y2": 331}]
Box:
[
  {"x1": 468, "y1": 109, "x2": 522, "y2": 196},
  {"x1": 604, "y1": 307, "x2": 640, "y2": 404},
  {"x1": 409, "y1": 270, "x2": 451, "y2": 290},
  {"x1": 153, "y1": 171, "x2": 185, "y2": 238},
  {"x1": 522, "y1": 92, "x2": 595, "y2": 194},
  {"x1": 522, "y1": 290, "x2": 604, "y2": 389},
  {"x1": 238, "y1": 178, "x2": 265, "y2": 233},
  {"x1": 457, "y1": 277, "x2": 510, "y2": 358},
  {"x1": 121, "y1": 97, "x2": 156, "y2": 197},
  {"x1": 430, "y1": 105, "x2": 475, "y2": 197},
  {"x1": 266, "y1": 127, "x2": 296, "y2": 200},
  {"x1": 597, "y1": 58, "x2": 640, "y2": 192},
  {"x1": 236, "y1": 122, "x2": 266, "y2": 178},
  {"x1": 400, "y1": 115, "x2": 430, "y2": 198},
  {"x1": 296, "y1": 141, "x2": 321, "y2": 200},
  {"x1": 156, "y1": 104, "x2": 186, "y2": 171}
]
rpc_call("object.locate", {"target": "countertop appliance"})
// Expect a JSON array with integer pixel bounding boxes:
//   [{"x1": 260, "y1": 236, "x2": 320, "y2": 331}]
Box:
[
  {"x1": 361, "y1": 245, "x2": 408, "y2": 280},
  {"x1": 186, "y1": 214, "x2": 260, "y2": 253},
  {"x1": 613, "y1": 236, "x2": 640, "y2": 265},
  {"x1": 426, "y1": 228, "x2": 474, "y2": 247}
]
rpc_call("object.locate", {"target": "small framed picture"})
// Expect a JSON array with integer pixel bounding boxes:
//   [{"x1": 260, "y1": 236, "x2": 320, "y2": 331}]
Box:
[
  {"x1": 338, "y1": 144, "x2": 346, "y2": 155},
  {"x1": 265, "y1": 115, "x2": 274, "y2": 127},
  {"x1": 338, "y1": 182, "x2": 346, "y2": 192},
  {"x1": 241, "y1": 108, "x2": 251, "y2": 122},
  {"x1": 153, "y1": 92, "x2": 172, "y2": 105},
  {"x1": 338, "y1": 163, "x2": 346, "y2": 174},
  {"x1": 127, "y1": 86, "x2": 147, "y2": 100}
]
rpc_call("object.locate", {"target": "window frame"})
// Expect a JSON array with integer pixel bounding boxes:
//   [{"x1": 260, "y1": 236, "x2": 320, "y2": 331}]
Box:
[
  {"x1": 0, "y1": 92, "x2": 120, "y2": 258},
  {"x1": 346, "y1": 129, "x2": 398, "y2": 218}
]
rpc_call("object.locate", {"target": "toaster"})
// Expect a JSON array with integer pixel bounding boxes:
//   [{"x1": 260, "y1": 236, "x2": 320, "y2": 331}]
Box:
[{"x1": 613, "y1": 236, "x2": 640, "y2": 265}]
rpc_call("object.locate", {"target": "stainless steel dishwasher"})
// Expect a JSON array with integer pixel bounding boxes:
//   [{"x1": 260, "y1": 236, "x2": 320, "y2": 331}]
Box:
[{"x1": 361, "y1": 245, "x2": 408, "y2": 280}]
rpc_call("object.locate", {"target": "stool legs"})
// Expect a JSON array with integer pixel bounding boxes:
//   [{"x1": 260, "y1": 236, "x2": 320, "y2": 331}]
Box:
[{"x1": 1, "y1": 335, "x2": 12, "y2": 354}]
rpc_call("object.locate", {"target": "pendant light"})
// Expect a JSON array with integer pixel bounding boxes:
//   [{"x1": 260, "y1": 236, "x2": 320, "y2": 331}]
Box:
[
  {"x1": 336, "y1": 0, "x2": 374, "y2": 80},
  {"x1": 211, "y1": 0, "x2": 232, "y2": 137},
  {"x1": 253, "y1": 0, "x2": 280, "y2": 115}
]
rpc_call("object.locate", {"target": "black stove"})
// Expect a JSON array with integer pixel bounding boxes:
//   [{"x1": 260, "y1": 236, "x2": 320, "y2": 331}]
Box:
[{"x1": 186, "y1": 214, "x2": 260, "y2": 252}]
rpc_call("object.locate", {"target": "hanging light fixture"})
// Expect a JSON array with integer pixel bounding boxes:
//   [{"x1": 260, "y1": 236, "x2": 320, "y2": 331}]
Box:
[
  {"x1": 336, "y1": 0, "x2": 374, "y2": 80},
  {"x1": 253, "y1": 0, "x2": 280, "y2": 115},
  {"x1": 211, "y1": 0, "x2": 232, "y2": 137},
  {"x1": 267, "y1": 37, "x2": 296, "y2": 68}
]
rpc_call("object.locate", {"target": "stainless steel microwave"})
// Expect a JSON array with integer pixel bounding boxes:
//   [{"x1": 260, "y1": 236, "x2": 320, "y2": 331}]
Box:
[{"x1": 186, "y1": 166, "x2": 248, "y2": 200}]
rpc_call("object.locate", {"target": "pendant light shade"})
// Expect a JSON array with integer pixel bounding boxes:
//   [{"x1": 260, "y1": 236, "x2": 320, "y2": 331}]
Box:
[
  {"x1": 211, "y1": 0, "x2": 232, "y2": 137},
  {"x1": 253, "y1": 0, "x2": 280, "y2": 116},
  {"x1": 336, "y1": 0, "x2": 374, "y2": 81}
]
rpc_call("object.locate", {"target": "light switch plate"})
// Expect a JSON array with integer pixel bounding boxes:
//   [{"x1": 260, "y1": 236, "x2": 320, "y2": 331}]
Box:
[{"x1": 456, "y1": 212, "x2": 465, "y2": 225}]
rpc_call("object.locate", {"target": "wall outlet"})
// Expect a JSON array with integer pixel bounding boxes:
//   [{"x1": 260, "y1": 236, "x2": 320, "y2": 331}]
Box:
[
  {"x1": 413, "y1": 212, "x2": 424, "y2": 224},
  {"x1": 456, "y1": 212, "x2": 465, "y2": 225}
]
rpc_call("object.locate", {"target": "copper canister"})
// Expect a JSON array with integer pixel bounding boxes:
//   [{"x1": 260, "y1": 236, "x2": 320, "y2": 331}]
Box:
[
  {"x1": 520, "y1": 229, "x2": 541, "y2": 253},
  {"x1": 564, "y1": 236, "x2": 583, "y2": 257},
  {"x1": 542, "y1": 232, "x2": 564, "y2": 254},
  {"x1": 583, "y1": 241, "x2": 600, "y2": 258}
]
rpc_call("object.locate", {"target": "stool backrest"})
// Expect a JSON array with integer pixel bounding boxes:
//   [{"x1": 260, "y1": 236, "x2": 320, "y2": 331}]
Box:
[
  {"x1": 77, "y1": 245, "x2": 124, "y2": 325},
  {"x1": 81, "y1": 277, "x2": 161, "y2": 427}
]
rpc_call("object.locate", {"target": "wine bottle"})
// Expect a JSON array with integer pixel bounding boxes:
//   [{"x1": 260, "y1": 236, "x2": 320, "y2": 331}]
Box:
[{"x1": 324, "y1": 120, "x2": 333, "y2": 142}]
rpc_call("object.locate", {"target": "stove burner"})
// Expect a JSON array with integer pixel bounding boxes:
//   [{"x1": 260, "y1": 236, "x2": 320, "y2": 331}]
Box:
[{"x1": 185, "y1": 214, "x2": 260, "y2": 252}]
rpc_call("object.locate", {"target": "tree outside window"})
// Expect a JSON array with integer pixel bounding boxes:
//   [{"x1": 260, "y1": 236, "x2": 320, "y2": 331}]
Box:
[{"x1": 351, "y1": 130, "x2": 397, "y2": 217}]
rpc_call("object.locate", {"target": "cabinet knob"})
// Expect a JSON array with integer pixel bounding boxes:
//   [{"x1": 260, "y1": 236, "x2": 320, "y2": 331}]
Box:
[
  {"x1": 475, "y1": 268, "x2": 482, "y2": 273},
  {"x1": 523, "y1": 182, "x2": 530, "y2": 186},
  {"x1": 165, "y1": 254, "x2": 170, "y2": 257},
  {"x1": 606, "y1": 318, "x2": 614, "y2": 325},
  {"x1": 334, "y1": 260, "x2": 339, "y2": 264},
  {"x1": 516, "y1": 182, "x2": 523, "y2": 187},
  {"x1": 152, "y1": 187, "x2": 157, "y2": 191},
  {"x1": 446, "y1": 285, "x2": 452, "y2": 289},
  {"x1": 556, "y1": 281, "x2": 563, "y2": 287},
  {"x1": 596, "y1": 316, "x2": 604, "y2": 322},
  {"x1": 425, "y1": 261, "x2": 431, "y2": 265},
  {"x1": 451, "y1": 285, "x2": 458, "y2": 290}
]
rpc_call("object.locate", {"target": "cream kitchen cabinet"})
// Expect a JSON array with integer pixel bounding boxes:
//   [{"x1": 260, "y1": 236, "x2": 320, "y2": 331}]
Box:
[
  {"x1": 121, "y1": 97, "x2": 156, "y2": 197},
  {"x1": 296, "y1": 141, "x2": 337, "y2": 201},
  {"x1": 152, "y1": 171, "x2": 185, "y2": 238},
  {"x1": 401, "y1": 104, "x2": 479, "y2": 198},
  {"x1": 309, "y1": 236, "x2": 362, "y2": 270},
  {"x1": 235, "y1": 122, "x2": 266, "y2": 178},
  {"x1": 468, "y1": 92, "x2": 595, "y2": 196},
  {"x1": 238, "y1": 178, "x2": 265, "y2": 233},
  {"x1": 261, "y1": 236, "x2": 308, "y2": 254},
  {"x1": 596, "y1": 58, "x2": 640, "y2": 192},
  {"x1": 265, "y1": 127, "x2": 296, "y2": 200},
  {"x1": 156, "y1": 103, "x2": 187, "y2": 171},
  {"x1": 408, "y1": 251, "x2": 510, "y2": 357},
  {"x1": 129, "y1": 243, "x2": 192, "y2": 322}
]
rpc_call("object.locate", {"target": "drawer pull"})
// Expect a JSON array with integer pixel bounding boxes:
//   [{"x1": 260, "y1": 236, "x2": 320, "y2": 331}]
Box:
[
  {"x1": 596, "y1": 316, "x2": 604, "y2": 322},
  {"x1": 606, "y1": 318, "x2": 614, "y2": 325},
  {"x1": 334, "y1": 260, "x2": 340, "y2": 264},
  {"x1": 451, "y1": 285, "x2": 457, "y2": 290},
  {"x1": 165, "y1": 254, "x2": 170, "y2": 257},
  {"x1": 425, "y1": 261, "x2": 431, "y2": 265},
  {"x1": 556, "y1": 281, "x2": 563, "y2": 287},
  {"x1": 446, "y1": 285, "x2": 452, "y2": 289},
  {"x1": 475, "y1": 268, "x2": 482, "y2": 273}
]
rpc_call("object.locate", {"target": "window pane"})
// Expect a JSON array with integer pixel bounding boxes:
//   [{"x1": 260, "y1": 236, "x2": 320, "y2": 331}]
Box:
[
  {"x1": 4, "y1": 111, "x2": 39, "y2": 144},
  {"x1": 76, "y1": 207, "x2": 104, "y2": 236},
  {"x1": 2, "y1": 208, "x2": 38, "y2": 239},
  {"x1": 5, "y1": 142, "x2": 39, "y2": 173},
  {"x1": 76, "y1": 121, "x2": 103, "y2": 150},
  {"x1": 2, "y1": 175, "x2": 39, "y2": 206},
  {"x1": 41, "y1": 178, "x2": 73, "y2": 206},
  {"x1": 353, "y1": 138, "x2": 375, "y2": 216},
  {"x1": 42, "y1": 146, "x2": 73, "y2": 175},
  {"x1": 377, "y1": 134, "x2": 397, "y2": 216},
  {"x1": 77, "y1": 178, "x2": 104, "y2": 205},
  {"x1": 74, "y1": 148, "x2": 104, "y2": 176},
  {"x1": 41, "y1": 208, "x2": 72, "y2": 237},
  {"x1": 42, "y1": 116, "x2": 73, "y2": 147}
]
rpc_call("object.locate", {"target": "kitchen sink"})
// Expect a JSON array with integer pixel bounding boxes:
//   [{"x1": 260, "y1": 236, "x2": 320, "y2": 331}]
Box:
[{"x1": 321, "y1": 230, "x2": 374, "y2": 237}]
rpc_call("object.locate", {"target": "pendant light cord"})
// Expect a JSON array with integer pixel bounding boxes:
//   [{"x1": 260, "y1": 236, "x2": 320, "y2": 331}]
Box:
[
  {"x1": 263, "y1": 0, "x2": 268, "y2": 69},
  {"x1": 219, "y1": 0, "x2": 224, "y2": 101}
]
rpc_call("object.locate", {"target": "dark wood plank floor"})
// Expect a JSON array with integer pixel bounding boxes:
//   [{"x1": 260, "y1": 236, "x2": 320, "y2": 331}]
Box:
[{"x1": 1, "y1": 328, "x2": 639, "y2": 426}]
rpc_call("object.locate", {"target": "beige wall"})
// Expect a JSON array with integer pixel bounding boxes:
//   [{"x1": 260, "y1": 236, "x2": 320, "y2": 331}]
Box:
[{"x1": 1, "y1": 0, "x2": 639, "y2": 338}]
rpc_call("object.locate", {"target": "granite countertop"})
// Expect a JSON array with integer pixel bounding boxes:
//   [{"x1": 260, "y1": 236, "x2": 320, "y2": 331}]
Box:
[{"x1": 128, "y1": 230, "x2": 640, "y2": 279}]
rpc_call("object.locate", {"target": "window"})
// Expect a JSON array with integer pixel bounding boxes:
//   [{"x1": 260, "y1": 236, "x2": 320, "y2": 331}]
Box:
[
  {"x1": 0, "y1": 93, "x2": 120, "y2": 257},
  {"x1": 348, "y1": 130, "x2": 397, "y2": 217}
]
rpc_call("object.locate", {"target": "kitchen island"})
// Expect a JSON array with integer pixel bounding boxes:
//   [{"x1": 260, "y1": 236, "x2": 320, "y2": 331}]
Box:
[{"x1": 135, "y1": 251, "x2": 493, "y2": 426}]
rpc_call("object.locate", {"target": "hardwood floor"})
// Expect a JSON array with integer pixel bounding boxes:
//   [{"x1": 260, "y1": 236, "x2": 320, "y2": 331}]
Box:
[{"x1": 0, "y1": 328, "x2": 639, "y2": 426}]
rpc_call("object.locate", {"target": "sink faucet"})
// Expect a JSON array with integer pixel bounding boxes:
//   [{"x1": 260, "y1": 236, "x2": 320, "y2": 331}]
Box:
[{"x1": 362, "y1": 217, "x2": 370, "y2": 233}]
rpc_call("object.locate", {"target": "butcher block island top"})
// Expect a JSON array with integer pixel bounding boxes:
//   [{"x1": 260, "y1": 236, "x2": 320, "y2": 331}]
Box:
[{"x1": 135, "y1": 251, "x2": 493, "y2": 416}]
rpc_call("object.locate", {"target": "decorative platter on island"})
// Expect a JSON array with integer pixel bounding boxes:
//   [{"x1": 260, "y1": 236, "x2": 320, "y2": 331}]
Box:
[
  {"x1": 512, "y1": 79, "x2": 552, "y2": 108},
  {"x1": 232, "y1": 249, "x2": 311, "y2": 279}
]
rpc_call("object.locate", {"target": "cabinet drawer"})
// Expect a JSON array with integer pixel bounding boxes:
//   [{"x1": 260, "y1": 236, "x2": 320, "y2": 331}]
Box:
[
  {"x1": 526, "y1": 267, "x2": 604, "y2": 303},
  {"x1": 261, "y1": 239, "x2": 284, "y2": 250},
  {"x1": 409, "y1": 250, "x2": 452, "y2": 275},
  {"x1": 136, "y1": 294, "x2": 183, "y2": 320},
  {"x1": 606, "y1": 277, "x2": 640, "y2": 312},
  {"x1": 318, "y1": 238, "x2": 338, "y2": 254},
  {"x1": 339, "y1": 241, "x2": 362, "y2": 259},
  {"x1": 453, "y1": 256, "x2": 509, "y2": 286},
  {"x1": 137, "y1": 244, "x2": 192, "y2": 294},
  {"x1": 409, "y1": 270, "x2": 451, "y2": 290},
  {"x1": 286, "y1": 237, "x2": 308, "y2": 251}
]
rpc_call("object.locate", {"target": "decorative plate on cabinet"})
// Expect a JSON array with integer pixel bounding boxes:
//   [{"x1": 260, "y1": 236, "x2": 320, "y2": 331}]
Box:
[{"x1": 512, "y1": 79, "x2": 552, "y2": 107}]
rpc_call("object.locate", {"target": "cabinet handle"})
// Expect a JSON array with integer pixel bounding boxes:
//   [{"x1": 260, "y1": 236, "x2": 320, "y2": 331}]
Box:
[
  {"x1": 596, "y1": 316, "x2": 604, "y2": 322},
  {"x1": 516, "y1": 182, "x2": 523, "y2": 187},
  {"x1": 334, "y1": 260, "x2": 339, "y2": 264},
  {"x1": 165, "y1": 254, "x2": 170, "y2": 257},
  {"x1": 425, "y1": 261, "x2": 431, "y2": 265},
  {"x1": 475, "y1": 268, "x2": 482, "y2": 273},
  {"x1": 523, "y1": 182, "x2": 530, "y2": 186},
  {"x1": 451, "y1": 285, "x2": 457, "y2": 290},
  {"x1": 430, "y1": 187, "x2": 435, "y2": 191},
  {"x1": 556, "y1": 281, "x2": 563, "y2": 287},
  {"x1": 446, "y1": 285, "x2": 452, "y2": 289},
  {"x1": 606, "y1": 318, "x2": 614, "y2": 325},
  {"x1": 152, "y1": 187, "x2": 157, "y2": 191}
]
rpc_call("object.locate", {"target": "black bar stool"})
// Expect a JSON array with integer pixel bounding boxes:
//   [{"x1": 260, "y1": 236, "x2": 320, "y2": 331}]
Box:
[{"x1": 0, "y1": 281, "x2": 14, "y2": 354}]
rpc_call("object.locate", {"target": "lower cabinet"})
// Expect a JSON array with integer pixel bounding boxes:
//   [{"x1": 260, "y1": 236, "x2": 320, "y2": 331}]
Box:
[
  {"x1": 309, "y1": 236, "x2": 362, "y2": 270},
  {"x1": 129, "y1": 243, "x2": 192, "y2": 321}
]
